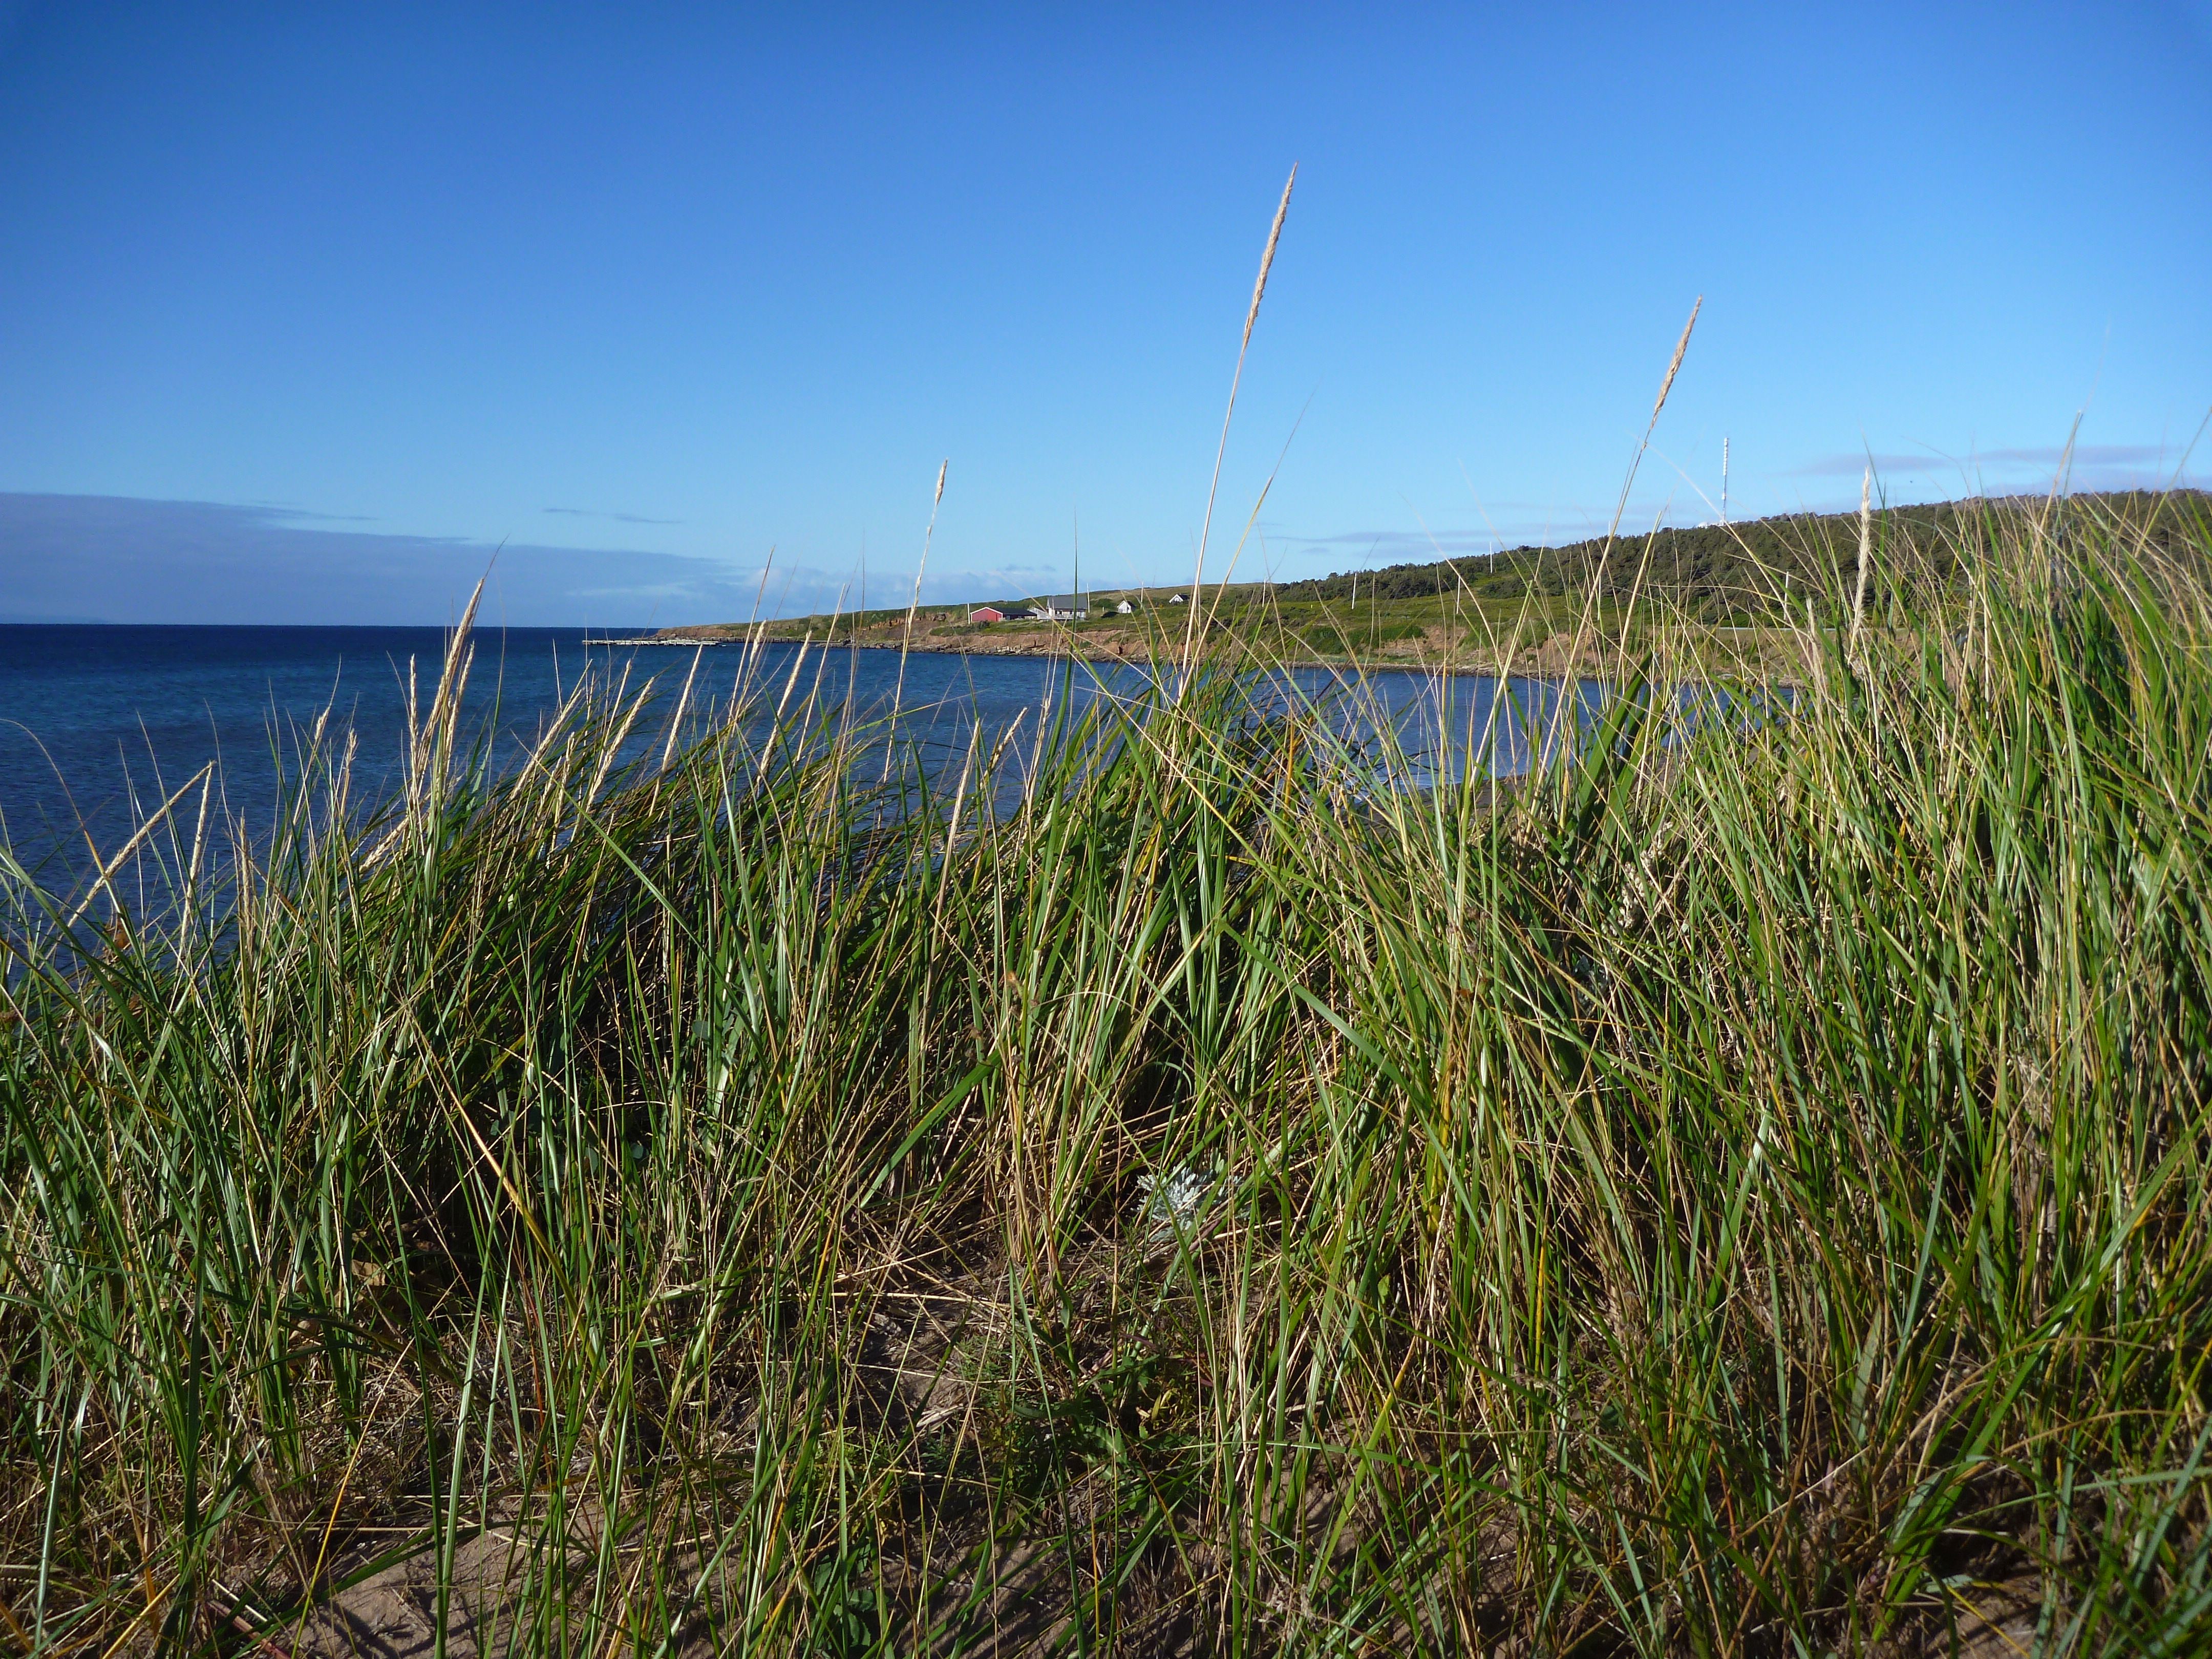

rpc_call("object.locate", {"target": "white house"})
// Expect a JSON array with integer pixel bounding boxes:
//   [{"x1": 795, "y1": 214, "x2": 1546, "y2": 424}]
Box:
[{"x1": 1024, "y1": 593, "x2": 1091, "y2": 621}]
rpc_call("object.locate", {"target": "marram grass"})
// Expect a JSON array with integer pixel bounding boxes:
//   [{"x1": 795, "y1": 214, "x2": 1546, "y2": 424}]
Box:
[{"x1": 2, "y1": 493, "x2": 2209, "y2": 1656}]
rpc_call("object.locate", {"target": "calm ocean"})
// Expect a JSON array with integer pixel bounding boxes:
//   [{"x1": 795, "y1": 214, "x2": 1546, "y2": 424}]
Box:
[{"x1": 0, "y1": 625, "x2": 1565, "y2": 897}]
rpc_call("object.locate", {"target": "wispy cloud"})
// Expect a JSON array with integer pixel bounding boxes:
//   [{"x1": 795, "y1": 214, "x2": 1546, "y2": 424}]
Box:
[
  {"x1": 250, "y1": 502, "x2": 378, "y2": 522},
  {"x1": 1789, "y1": 444, "x2": 2184, "y2": 478},
  {"x1": 918, "y1": 565, "x2": 1063, "y2": 603},
  {"x1": 1278, "y1": 528, "x2": 1501, "y2": 557},
  {"x1": 0, "y1": 493, "x2": 752, "y2": 625},
  {"x1": 544, "y1": 506, "x2": 686, "y2": 525}
]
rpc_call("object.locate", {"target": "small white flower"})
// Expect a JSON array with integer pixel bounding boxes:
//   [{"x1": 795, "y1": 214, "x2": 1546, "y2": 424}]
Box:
[{"x1": 1135, "y1": 1160, "x2": 1219, "y2": 1246}]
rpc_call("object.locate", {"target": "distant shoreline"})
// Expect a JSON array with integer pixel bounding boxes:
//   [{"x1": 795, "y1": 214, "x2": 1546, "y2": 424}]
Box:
[
  {"x1": 600, "y1": 491, "x2": 2208, "y2": 688},
  {"x1": 604, "y1": 628, "x2": 1662, "y2": 686}
]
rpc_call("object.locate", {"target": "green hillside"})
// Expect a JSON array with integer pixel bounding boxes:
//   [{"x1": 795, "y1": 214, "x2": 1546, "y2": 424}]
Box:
[
  {"x1": 1274, "y1": 488, "x2": 2210, "y2": 613},
  {"x1": 658, "y1": 492, "x2": 2210, "y2": 679}
]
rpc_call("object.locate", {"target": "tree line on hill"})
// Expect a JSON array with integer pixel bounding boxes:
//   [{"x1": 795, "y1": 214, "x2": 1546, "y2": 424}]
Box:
[{"x1": 1268, "y1": 491, "x2": 2209, "y2": 617}]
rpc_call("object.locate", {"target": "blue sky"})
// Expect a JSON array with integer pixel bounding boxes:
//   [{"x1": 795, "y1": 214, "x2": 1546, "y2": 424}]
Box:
[{"x1": 1, "y1": 2, "x2": 2207, "y2": 625}]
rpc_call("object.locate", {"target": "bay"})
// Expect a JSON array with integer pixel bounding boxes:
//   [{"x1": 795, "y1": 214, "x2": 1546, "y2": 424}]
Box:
[{"x1": 0, "y1": 625, "x2": 1589, "y2": 899}]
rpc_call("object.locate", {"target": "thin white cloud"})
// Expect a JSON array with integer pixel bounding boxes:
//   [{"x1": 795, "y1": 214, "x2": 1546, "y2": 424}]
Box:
[
  {"x1": 0, "y1": 493, "x2": 756, "y2": 625},
  {"x1": 544, "y1": 506, "x2": 687, "y2": 526},
  {"x1": 1279, "y1": 528, "x2": 1498, "y2": 555},
  {"x1": 1788, "y1": 444, "x2": 2183, "y2": 478}
]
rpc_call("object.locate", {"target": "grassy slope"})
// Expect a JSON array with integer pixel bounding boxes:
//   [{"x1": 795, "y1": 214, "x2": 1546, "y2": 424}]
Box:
[
  {"x1": 3, "y1": 491, "x2": 2211, "y2": 1654},
  {"x1": 660, "y1": 491, "x2": 2212, "y2": 683}
]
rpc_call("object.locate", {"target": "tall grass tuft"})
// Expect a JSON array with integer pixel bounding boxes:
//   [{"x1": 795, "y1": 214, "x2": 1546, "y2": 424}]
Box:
[
  {"x1": 1187, "y1": 163, "x2": 1296, "y2": 670},
  {"x1": 2, "y1": 490, "x2": 2210, "y2": 1654}
]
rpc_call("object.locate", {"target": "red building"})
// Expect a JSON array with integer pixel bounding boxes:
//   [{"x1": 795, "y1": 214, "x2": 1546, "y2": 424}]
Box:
[{"x1": 969, "y1": 607, "x2": 1006, "y2": 623}]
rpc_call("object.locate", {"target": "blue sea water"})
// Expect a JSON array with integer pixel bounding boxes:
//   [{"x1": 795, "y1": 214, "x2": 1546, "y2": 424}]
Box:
[
  {"x1": 2, "y1": 626, "x2": 619, "y2": 881},
  {"x1": 0, "y1": 625, "x2": 1578, "y2": 898}
]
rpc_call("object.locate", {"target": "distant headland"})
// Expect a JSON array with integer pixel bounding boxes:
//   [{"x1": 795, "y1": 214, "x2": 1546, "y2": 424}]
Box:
[{"x1": 626, "y1": 491, "x2": 2209, "y2": 678}]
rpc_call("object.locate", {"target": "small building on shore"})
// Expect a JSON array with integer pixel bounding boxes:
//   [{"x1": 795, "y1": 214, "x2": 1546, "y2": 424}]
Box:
[
  {"x1": 1024, "y1": 594, "x2": 1091, "y2": 621},
  {"x1": 969, "y1": 606, "x2": 1006, "y2": 623}
]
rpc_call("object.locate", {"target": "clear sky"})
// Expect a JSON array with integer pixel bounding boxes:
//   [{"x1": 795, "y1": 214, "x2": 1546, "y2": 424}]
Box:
[{"x1": 1, "y1": 2, "x2": 2207, "y2": 625}]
